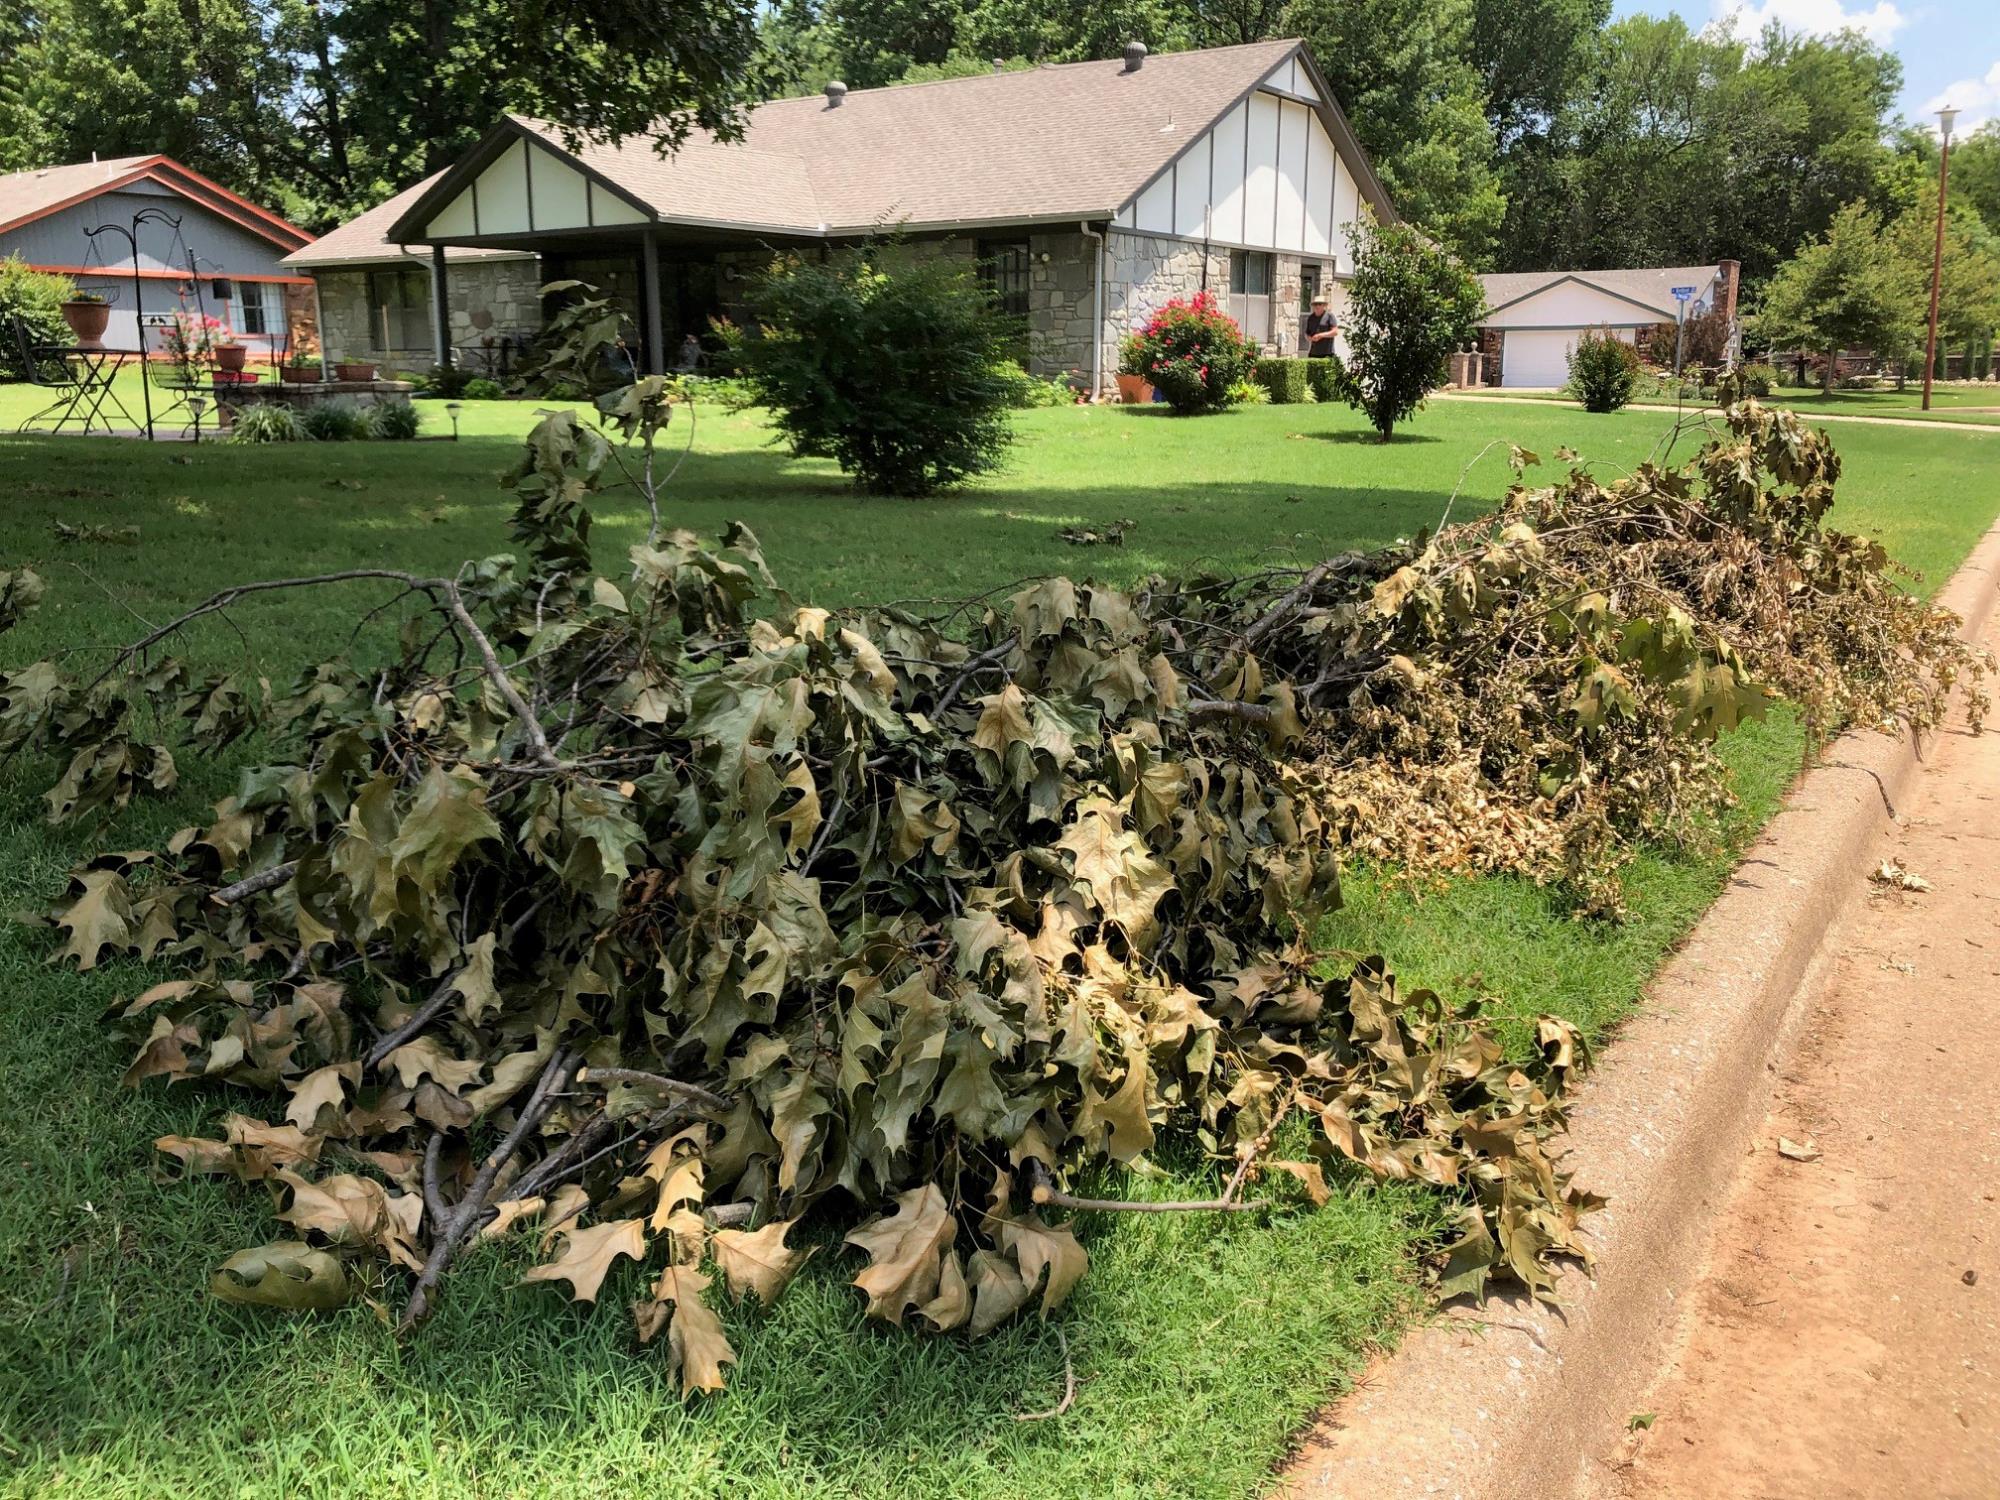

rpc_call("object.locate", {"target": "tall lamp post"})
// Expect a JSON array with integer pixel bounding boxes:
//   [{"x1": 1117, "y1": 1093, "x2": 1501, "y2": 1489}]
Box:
[{"x1": 1921, "y1": 105, "x2": 1960, "y2": 413}]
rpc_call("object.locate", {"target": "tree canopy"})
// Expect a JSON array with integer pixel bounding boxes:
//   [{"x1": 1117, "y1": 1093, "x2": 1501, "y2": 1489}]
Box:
[{"x1": 2, "y1": 0, "x2": 1993, "y2": 307}]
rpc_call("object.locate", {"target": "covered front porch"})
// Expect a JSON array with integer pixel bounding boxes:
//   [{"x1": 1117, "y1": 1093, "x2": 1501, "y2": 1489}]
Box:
[{"x1": 388, "y1": 121, "x2": 815, "y2": 375}]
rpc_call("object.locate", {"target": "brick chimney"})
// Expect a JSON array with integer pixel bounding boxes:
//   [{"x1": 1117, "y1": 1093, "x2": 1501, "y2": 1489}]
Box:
[{"x1": 1715, "y1": 259, "x2": 1740, "y2": 325}]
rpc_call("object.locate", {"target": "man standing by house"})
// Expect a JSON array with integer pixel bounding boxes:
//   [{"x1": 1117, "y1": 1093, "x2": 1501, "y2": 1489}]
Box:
[{"x1": 1304, "y1": 294, "x2": 1338, "y2": 359}]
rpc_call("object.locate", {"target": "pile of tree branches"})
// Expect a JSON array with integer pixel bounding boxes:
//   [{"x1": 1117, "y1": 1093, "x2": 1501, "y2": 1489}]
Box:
[
  {"x1": 1132, "y1": 381, "x2": 1987, "y2": 912},
  {"x1": 0, "y1": 377, "x2": 1594, "y2": 1397},
  {"x1": 0, "y1": 357, "x2": 1979, "y2": 1394}
]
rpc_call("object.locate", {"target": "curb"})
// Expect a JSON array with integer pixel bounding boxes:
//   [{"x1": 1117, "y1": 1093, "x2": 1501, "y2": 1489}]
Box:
[{"x1": 1279, "y1": 516, "x2": 2000, "y2": 1500}]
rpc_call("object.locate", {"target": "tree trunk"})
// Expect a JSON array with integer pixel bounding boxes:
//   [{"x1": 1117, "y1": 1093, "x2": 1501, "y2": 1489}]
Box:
[{"x1": 1821, "y1": 348, "x2": 1836, "y2": 394}]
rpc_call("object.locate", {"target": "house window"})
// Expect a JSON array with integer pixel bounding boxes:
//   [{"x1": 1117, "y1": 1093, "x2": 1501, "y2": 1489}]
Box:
[
  {"x1": 1229, "y1": 250, "x2": 1273, "y2": 297},
  {"x1": 237, "y1": 282, "x2": 272, "y2": 337},
  {"x1": 366, "y1": 268, "x2": 432, "y2": 354},
  {"x1": 978, "y1": 239, "x2": 1032, "y2": 319},
  {"x1": 1227, "y1": 250, "x2": 1274, "y2": 345},
  {"x1": 1300, "y1": 264, "x2": 1321, "y2": 314}
]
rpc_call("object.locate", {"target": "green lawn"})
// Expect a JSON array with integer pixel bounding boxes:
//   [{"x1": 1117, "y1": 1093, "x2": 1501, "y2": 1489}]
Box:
[
  {"x1": 1448, "y1": 381, "x2": 2000, "y2": 426},
  {"x1": 1, "y1": 388, "x2": 1995, "y2": 1499}
]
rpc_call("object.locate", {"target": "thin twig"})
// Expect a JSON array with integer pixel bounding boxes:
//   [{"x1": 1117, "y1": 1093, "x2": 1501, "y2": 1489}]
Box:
[
  {"x1": 399, "y1": 1047, "x2": 576, "y2": 1334},
  {"x1": 575, "y1": 1066, "x2": 730, "y2": 1113},
  {"x1": 1014, "y1": 1327, "x2": 1077, "y2": 1422},
  {"x1": 209, "y1": 861, "x2": 298, "y2": 907},
  {"x1": 1026, "y1": 1158, "x2": 1268, "y2": 1214},
  {"x1": 364, "y1": 971, "x2": 464, "y2": 1072}
]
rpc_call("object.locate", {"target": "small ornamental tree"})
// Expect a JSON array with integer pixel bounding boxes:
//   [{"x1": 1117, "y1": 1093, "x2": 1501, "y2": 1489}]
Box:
[
  {"x1": 734, "y1": 247, "x2": 1017, "y2": 496},
  {"x1": 1119, "y1": 292, "x2": 1260, "y2": 414},
  {"x1": 1752, "y1": 202, "x2": 1921, "y2": 392},
  {"x1": 1567, "y1": 329, "x2": 1641, "y2": 412},
  {"x1": 1333, "y1": 221, "x2": 1485, "y2": 441}
]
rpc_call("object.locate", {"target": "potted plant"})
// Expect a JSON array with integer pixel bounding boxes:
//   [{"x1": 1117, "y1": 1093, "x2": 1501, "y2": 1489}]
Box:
[
  {"x1": 60, "y1": 290, "x2": 111, "y2": 349},
  {"x1": 334, "y1": 359, "x2": 379, "y2": 383},
  {"x1": 280, "y1": 336, "x2": 323, "y2": 384},
  {"x1": 214, "y1": 326, "x2": 247, "y2": 373}
]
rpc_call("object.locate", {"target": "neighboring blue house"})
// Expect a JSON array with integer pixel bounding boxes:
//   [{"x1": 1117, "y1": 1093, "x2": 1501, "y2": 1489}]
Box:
[{"x1": 0, "y1": 154, "x2": 315, "y2": 357}]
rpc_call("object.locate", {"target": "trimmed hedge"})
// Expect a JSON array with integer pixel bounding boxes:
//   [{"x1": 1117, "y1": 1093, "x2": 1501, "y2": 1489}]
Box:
[
  {"x1": 1306, "y1": 357, "x2": 1343, "y2": 403},
  {"x1": 1253, "y1": 358, "x2": 1315, "y2": 404}
]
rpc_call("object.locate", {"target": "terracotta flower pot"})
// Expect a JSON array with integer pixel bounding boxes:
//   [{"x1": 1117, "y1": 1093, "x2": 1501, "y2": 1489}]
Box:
[
  {"x1": 281, "y1": 365, "x2": 321, "y2": 384},
  {"x1": 216, "y1": 345, "x2": 248, "y2": 372},
  {"x1": 334, "y1": 361, "x2": 378, "y2": 383},
  {"x1": 1114, "y1": 373, "x2": 1155, "y2": 405},
  {"x1": 61, "y1": 300, "x2": 111, "y2": 349}
]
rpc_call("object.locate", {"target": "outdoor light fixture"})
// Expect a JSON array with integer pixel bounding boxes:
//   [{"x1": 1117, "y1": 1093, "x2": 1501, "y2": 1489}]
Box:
[
  {"x1": 446, "y1": 401, "x2": 463, "y2": 441},
  {"x1": 209, "y1": 276, "x2": 234, "y2": 301},
  {"x1": 1921, "y1": 105, "x2": 1961, "y2": 412},
  {"x1": 187, "y1": 394, "x2": 207, "y2": 444}
]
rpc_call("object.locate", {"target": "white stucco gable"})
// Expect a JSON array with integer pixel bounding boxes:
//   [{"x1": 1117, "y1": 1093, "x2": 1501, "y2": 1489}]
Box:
[
  {"x1": 422, "y1": 133, "x2": 647, "y2": 241},
  {"x1": 1480, "y1": 277, "x2": 1676, "y2": 331},
  {"x1": 1111, "y1": 49, "x2": 1377, "y2": 271}
]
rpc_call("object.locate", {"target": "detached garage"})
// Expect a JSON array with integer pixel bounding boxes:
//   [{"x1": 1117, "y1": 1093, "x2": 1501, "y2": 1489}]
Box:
[{"x1": 1476, "y1": 263, "x2": 1740, "y2": 389}]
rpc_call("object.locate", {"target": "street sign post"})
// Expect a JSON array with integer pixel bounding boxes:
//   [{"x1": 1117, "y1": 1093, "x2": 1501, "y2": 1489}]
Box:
[{"x1": 1670, "y1": 286, "x2": 1696, "y2": 376}]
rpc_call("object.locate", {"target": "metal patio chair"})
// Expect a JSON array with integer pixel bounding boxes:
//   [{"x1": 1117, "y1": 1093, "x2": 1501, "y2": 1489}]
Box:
[{"x1": 11, "y1": 317, "x2": 87, "y2": 432}]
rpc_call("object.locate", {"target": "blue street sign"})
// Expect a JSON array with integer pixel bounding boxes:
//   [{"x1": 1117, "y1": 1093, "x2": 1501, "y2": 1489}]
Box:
[{"x1": 1670, "y1": 285, "x2": 1696, "y2": 301}]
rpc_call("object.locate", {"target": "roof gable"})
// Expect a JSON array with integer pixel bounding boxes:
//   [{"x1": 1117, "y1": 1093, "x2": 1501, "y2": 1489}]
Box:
[
  {"x1": 0, "y1": 156, "x2": 311, "y2": 251},
  {"x1": 1479, "y1": 265, "x2": 1722, "y2": 323}
]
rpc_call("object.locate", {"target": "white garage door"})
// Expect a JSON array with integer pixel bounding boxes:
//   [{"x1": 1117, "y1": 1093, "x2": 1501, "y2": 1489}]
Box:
[{"x1": 1501, "y1": 330, "x2": 1577, "y2": 388}]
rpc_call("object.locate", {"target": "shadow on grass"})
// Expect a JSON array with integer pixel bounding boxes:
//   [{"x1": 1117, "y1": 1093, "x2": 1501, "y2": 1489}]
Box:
[{"x1": 1305, "y1": 430, "x2": 1445, "y2": 446}]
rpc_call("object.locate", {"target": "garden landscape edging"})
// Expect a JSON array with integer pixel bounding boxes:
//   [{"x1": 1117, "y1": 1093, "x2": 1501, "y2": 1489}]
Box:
[{"x1": 1278, "y1": 515, "x2": 2000, "y2": 1500}]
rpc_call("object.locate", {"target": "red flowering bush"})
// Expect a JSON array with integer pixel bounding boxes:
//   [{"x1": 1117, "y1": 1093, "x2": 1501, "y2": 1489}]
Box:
[{"x1": 1119, "y1": 292, "x2": 1260, "y2": 413}]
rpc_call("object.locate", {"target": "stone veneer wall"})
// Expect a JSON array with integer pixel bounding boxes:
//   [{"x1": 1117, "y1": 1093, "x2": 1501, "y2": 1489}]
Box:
[
  {"x1": 1032, "y1": 231, "x2": 1346, "y2": 392},
  {"x1": 314, "y1": 257, "x2": 542, "y2": 370}
]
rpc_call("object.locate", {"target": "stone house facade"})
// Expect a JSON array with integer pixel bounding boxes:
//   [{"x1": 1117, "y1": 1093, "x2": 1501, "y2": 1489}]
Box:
[{"x1": 310, "y1": 255, "x2": 541, "y2": 375}]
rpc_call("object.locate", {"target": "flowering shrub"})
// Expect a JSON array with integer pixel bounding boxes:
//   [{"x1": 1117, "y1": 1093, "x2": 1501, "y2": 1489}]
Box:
[
  {"x1": 163, "y1": 310, "x2": 223, "y2": 372},
  {"x1": 1119, "y1": 292, "x2": 1259, "y2": 413}
]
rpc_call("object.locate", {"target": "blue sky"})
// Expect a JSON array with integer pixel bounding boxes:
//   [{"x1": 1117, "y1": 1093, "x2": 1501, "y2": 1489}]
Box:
[{"x1": 1612, "y1": 0, "x2": 2000, "y2": 135}]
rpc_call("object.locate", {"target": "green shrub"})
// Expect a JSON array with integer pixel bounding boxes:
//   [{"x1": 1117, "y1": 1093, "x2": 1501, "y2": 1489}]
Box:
[
  {"x1": 420, "y1": 364, "x2": 474, "y2": 398},
  {"x1": 1228, "y1": 378, "x2": 1269, "y2": 405},
  {"x1": 1118, "y1": 292, "x2": 1260, "y2": 415},
  {"x1": 1738, "y1": 362, "x2": 1778, "y2": 398},
  {"x1": 1252, "y1": 358, "x2": 1314, "y2": 404},
  {"x1": 301, "y1": 397, "x2": 371, "y2": 441},
  {"x1": 229, "y1": 402, "x2": 306, "y2": 444},
  {"x1": 1567, "y1": 329, "x2": 1641, "y2": 412},
  {"x1": 0, "y1": 255, "x2": 75, "y2": 380},
  {"x1": 1306, "y1": 358, "x2": 1343, "y2": 402},
  {"x1": 461, "y1": 377, "x2": 505, "y2": 400},
  {"x1": 368, "y1": 397, "x2": 422, "y2": 440},
  {"x1": 732, "y1": 246, "x2": 1017, "y2": 495},
  {"x1": 992, "y1": 361, "x2": 1075, "y2": 408}
]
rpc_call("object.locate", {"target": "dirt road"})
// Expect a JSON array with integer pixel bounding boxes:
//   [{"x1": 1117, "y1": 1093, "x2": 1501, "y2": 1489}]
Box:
[{"x1": 1598, "y1": 609, "x2": 2000, "y2": 1498}]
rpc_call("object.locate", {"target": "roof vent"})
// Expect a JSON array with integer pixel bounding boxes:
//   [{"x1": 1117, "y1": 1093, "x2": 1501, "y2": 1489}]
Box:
[
  {"x1": 823, "y1": 79, "x2": 848, "y2": 107},
  {"x1": 1123, "y1": 41, "x2": 1147, "y2": 72}
]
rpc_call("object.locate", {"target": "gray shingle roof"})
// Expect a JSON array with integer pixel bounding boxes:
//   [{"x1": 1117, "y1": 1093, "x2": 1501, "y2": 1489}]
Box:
[
  {"x1": 1478, "y1": 265, "x2": 1722, "y2": 321},
  {"x1": 382, "y1": 39, "x2": 1389, "y2": 244},
  {"x1": 283, "y1": 174, "x2": 537, "y2": 267}
]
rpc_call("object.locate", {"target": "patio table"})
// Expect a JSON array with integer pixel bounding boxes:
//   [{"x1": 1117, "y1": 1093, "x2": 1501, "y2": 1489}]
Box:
[{"x1": 24, "y1": 344, "x2": 143, "y2": 435}]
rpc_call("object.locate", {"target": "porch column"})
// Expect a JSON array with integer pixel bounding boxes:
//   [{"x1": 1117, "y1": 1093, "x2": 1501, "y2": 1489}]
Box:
[
  {"x1": 431, "y1": 245, "x2": 452, "y2": 371},
  {"x1": 642, "y1": 226, "x2": 665, "y2": 375}
]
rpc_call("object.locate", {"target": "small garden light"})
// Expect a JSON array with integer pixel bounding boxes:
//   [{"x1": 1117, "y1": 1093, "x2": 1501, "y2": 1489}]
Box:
[
  {"x1": 187, "y1": 394, "x2": 207, "y2": 444},
  {"x1": 446, "y1": 401, "x2": 463, "y2": 441}
]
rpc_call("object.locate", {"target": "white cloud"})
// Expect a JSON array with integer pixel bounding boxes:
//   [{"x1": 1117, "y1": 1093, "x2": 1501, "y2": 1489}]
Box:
[
  {"x1": 1922, "y1": 59, "x2": 2000, "y2": 137},
  {"x1": 1707, "y1": 0, "x2": 1908, "y2": 46}
]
